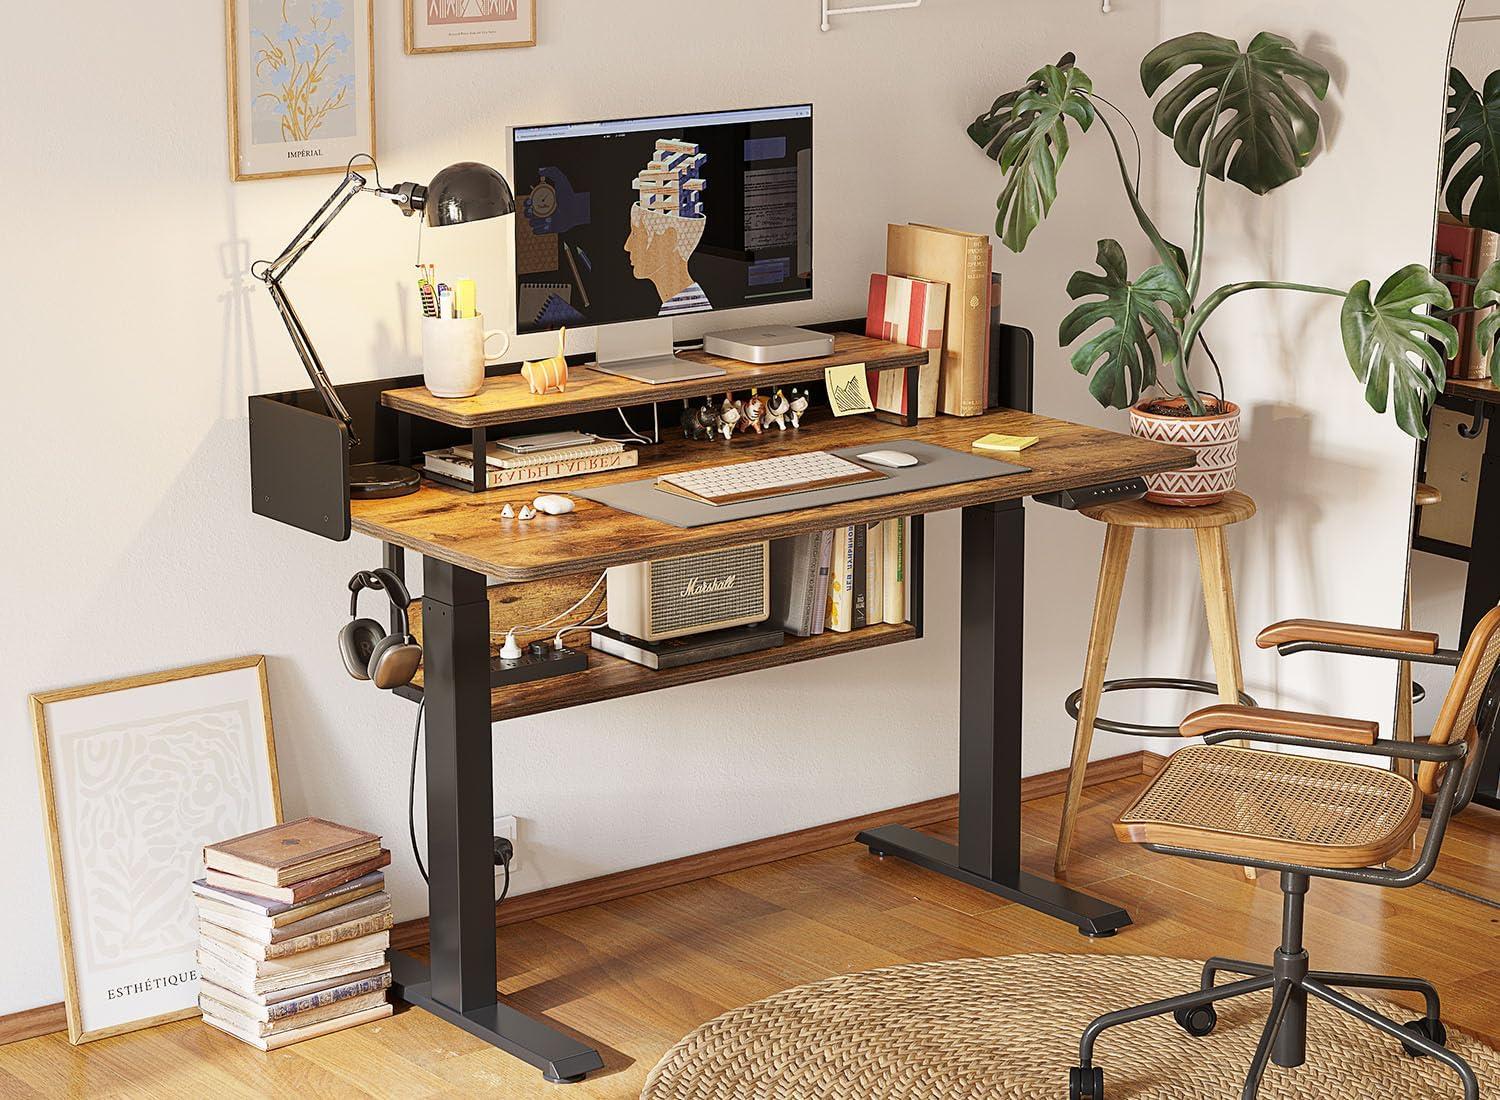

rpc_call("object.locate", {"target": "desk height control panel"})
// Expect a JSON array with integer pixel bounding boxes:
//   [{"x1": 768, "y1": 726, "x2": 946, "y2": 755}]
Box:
[{"x1": 1033, "y1": 477, "x2": 1149, "y2": 511}]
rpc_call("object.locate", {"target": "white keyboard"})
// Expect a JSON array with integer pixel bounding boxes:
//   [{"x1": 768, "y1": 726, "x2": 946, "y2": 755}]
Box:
[{"x1": 655, "y1": 450, "x2": 886, "y2": 506}]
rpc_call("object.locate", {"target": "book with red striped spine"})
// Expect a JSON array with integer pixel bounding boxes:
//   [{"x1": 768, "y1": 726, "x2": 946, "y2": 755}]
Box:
[{"x1": 864, "y1": 272, "x2": 948, "y2": 419}]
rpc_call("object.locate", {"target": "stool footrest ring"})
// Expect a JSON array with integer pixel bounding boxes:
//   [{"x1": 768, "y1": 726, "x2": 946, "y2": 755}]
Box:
[{"x1": 1065, "y1": 677, "x2": 1258, "y2": 738}]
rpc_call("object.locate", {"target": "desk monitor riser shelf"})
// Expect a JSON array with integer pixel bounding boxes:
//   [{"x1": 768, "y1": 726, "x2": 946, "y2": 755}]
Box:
[{"x1": 248, "y1": 323, "x2": 1194, "y2": 1084}]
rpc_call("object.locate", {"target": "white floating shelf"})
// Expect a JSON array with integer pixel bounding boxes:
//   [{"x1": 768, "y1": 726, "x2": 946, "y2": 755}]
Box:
[{"x1": 821, "y1": 0, "x2": 924, "y2": 32}]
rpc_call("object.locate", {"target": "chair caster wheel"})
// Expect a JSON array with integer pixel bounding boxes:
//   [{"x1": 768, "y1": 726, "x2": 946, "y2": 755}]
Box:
[
  {"x1": 1069, "y1": 1065, "x2": 1104, "y2": 1099},
  {"x1": 1401, "y1": 1017, "x2": 1448, "y2": 1056},
  {"x1": 1174, "y1": 1004, "x2": 1218, "y2": 1037}
]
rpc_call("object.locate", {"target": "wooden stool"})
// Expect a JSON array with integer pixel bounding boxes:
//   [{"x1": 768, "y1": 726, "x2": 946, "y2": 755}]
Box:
[{"x1": 1055, "y1": 491, "x2": 1258, "y2": 876}]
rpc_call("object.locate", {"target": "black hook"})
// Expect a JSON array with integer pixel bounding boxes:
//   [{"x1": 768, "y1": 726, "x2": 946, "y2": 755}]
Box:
[{"x1": 1458, "y1": 401, "x2": 1488, "y2": 439}]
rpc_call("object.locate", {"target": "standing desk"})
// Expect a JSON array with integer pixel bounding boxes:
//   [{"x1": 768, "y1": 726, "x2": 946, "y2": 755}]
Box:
[
  {"x1": 339, "y1": 402, "x2": 1191, "y2": 1083},
  {"x1": 1423, "y1": 377, "x2": 1500, "y2": 810}
]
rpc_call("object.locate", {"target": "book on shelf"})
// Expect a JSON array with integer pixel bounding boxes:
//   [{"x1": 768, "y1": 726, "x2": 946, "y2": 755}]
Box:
[
  {"x1": 852, "y1": 524, "x2": 869, "y2": 629},
  {"x1": 424, "y1": 442, "x2": 638, "y2": 488},
  {"x1": 866, "y1": 521, "x2": 885, "y2": 625},
  {"x1": 589, "y1": 623, "x2": 785, "y2": 670},
  {"x1": 769, "y1": 531, "x2": 826, "y2": 637},
  {"x1": 199, "y1": 966, "x2": 392, "y2": 1023},
  {"x1": 198, "y1": 819, "x2": 391, "y2": 1049},
  {"x1": 826, "y1": 526, "x2": 854, "y2": 633},
  {"x1": 811, "y1": 531, "x2": 835, "y2": 635},
  {"x1": 865, "y1": 272, "x2": 948, "y2": 419},
  {"x1": 883, "y1": 517, "x2": 908, "y2": 626},
  {"x1": 204, "y1": 818, "x2": 380, "y2": 888},
  {"x1": 886, "y1": 223, "x2": 994, "y2": 416},
  {"x1": 205, "y1": 849, "x2": 390, "y2": 905},
  {"x1": 201, "y1": 1002, "x2": 393, "y2": 1052}
]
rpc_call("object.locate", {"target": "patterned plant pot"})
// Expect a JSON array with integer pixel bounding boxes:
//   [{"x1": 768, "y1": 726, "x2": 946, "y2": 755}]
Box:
[{"x1": 1129, "y1": 397, "x2": 1240, "y2": 507}]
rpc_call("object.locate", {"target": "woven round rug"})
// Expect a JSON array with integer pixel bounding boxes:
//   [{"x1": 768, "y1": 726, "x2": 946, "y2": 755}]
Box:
[{"x1": 642, "y1": 954, "x2": 1497, "y2": 1099}]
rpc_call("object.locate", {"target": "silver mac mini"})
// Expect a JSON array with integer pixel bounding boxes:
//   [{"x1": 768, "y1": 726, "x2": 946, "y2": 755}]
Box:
[{"x1": 701, "y1": 325, "x2": 836, "y2": 364}]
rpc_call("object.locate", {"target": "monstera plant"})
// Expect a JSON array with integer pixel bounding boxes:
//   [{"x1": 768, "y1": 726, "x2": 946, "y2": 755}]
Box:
[{"x1": 970, "y1": 33, "x2": 1495, "y2": 504}]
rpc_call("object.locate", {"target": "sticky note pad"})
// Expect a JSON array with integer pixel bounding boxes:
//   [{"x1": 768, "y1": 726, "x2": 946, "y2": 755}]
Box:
[
  {"x1": 973, "y1": 433, "x2": 1038, "y2": 453},
  {"x1": 824, "y1": 362, "x2": 875, "y2": 417}
]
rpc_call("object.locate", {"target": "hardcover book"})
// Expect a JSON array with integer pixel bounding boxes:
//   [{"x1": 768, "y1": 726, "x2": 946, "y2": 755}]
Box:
[
  {"x1": 423, "y1": 444, "x2": 638, "y2": 489},
  {"x1": 887, "y1": 223, "x2": 994, "y2": 416},
  {"x1": 197, "y1": 931, "x2": 390, "y2": 981},
  {"x1": 204, "y1": 818, "x2": 381, "y2": 887},
  {"x1": 865, "y1": 272, "x2": 947, "y2": 418},
  {"x1": 883, "y1": 517, "x2": 908, "y2": 626},
  {"x1": 199, "y1": 989, "x2": 388, "y2": 1038},
  {"x1": 204, "y1": 850, "x2": 390, "y2": 905},
  {"x1": 193, "y1": 872, "x2": 384, "y2": 925},
  {"x1": 198, "y1": 906, "x2": 394, "y2": 960},
  {"x1": 201, "y1": 1002, "x2": 392, "y2": 1051},
  {"x1": 198, "y1": 967, "x2": 392, "y2": 1022}
]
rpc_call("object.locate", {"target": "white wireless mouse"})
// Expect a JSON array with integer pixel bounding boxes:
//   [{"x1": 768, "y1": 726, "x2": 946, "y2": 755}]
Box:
[
  {"x1": 532, "y1": 494, "x2": 576, "y2": 516},
  {"x1": 857, "y1": 450, "x2": 919, "y2": 469}
]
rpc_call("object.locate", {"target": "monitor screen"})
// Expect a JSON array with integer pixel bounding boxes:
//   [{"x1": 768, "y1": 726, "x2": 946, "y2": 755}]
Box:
[{"x1": 511, "y1": 104, "x2": 813, "y2": 335}]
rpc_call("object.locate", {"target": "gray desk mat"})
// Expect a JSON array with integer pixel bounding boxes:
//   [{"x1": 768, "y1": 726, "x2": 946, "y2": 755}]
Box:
[{"x1": 576, "y1": 440, "x2": 1029, "y2": 528}]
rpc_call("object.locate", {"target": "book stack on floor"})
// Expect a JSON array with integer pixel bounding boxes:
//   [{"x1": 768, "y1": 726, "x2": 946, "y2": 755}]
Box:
[
  {"x1": 769, "y1": 518, "x2": 911, "y2": 637},
  {"x1": 194, "y1": 817, "x2": 394, "y2": 1050}
]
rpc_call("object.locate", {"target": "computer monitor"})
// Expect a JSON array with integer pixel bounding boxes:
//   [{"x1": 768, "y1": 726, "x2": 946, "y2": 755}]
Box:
[{"x1": 511, "y1": 105, "x2": 813, "y2": 378}]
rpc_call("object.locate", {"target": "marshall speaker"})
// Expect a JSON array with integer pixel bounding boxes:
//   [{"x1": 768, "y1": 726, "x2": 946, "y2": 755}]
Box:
[{"x1": 606, "y1": 542, "x2": 771, "y2": 642}]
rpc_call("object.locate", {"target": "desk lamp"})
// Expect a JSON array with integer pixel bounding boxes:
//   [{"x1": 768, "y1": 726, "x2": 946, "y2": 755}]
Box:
[{"x1": 254, "y1": 156, "x2": 515, "y2": 498}]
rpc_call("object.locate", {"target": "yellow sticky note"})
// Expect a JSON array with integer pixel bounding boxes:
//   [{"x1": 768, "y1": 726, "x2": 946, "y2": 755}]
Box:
[
  {"x1": 824, "y1": 362, "x2": 875, "y2": 417},
  {"x1": 973, "y1": 433, "x2": 1038, "y2": 453}
]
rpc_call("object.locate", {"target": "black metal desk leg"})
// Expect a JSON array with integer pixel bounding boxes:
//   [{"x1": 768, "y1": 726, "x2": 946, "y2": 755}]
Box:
[
  {"x1": 389, "y1": 558, "x2": 604, "y2": 1085},
  {"x1": 1463, "y1": 418, "x2": 1500, "y2": 807},
  {"x1": 857, "y1": 501, "x2": 1133, "y2": 936}
]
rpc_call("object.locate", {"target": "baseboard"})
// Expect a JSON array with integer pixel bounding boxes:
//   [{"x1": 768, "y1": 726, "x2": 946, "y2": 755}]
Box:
[
  {"x1": 1, "y1": 750, "x2": 1157, "y2": 1044},
  {"x1": 0, "y1": 1002, "x2": 66, "y2": 1047},
  {"x1": 391, "y1": 749, "x2": 1156, "y2": 950}
]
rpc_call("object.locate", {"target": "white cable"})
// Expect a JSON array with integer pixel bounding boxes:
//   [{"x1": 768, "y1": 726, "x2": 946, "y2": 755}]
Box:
[
  {"x1": 617, "y1": 408, "x2": 651, "y2": 443},
  {"x1": 554, "y1": 613, "x2": 607, "y2": 650},
  {"x1": 493, "y1": 571, "x2": 606, "y2": 639}
]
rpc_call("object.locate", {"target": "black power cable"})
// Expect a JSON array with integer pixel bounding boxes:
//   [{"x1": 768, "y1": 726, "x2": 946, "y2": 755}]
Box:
[{"x1": 408, "y1": 698, "x2": 513, "y2": 898}]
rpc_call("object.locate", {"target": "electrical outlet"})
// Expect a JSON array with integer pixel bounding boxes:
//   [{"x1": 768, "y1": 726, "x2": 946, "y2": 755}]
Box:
[{"x1": 493, "y1": 815, "x2": 519, "y2": 874}]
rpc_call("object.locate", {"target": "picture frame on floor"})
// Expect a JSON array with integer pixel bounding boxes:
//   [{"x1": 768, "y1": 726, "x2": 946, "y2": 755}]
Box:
[
  {"x1": 225, "y1": 0, "x2": 377, "y2": 181},
  {"x1": 30, "y1": 656, "x2": 283, "y2": 1044},
  {"x1": 404, "y1": 0, "x2": 537, "y2": 54}
]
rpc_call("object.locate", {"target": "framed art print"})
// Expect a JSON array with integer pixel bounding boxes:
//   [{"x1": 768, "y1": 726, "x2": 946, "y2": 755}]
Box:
[
  {"x1": 405, "y1": 0, "x2": 537, "y2": 54},
  {"x1": 31, "y1": 657, "x2": 282, "y2": 1043},
  {"x1": 226, "y1": 0, "x2": 376, "y2": 181}
]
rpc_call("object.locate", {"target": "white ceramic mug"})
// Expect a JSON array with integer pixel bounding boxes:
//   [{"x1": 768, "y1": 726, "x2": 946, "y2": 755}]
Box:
[{"x1": 422, "y1": 315, "x2": 510, "y2": 398}]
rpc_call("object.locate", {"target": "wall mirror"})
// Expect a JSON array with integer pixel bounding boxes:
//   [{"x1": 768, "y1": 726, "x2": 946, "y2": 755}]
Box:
[{"x1": 1408, "y1": 1, "x2": 1500, "y2": 813}]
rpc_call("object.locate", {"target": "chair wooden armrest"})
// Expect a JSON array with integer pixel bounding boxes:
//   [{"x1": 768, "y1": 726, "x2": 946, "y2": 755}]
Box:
[
  {"x1": 1180, "y1": 705, "x2": 1380, "y2": 746},
  {"x1": 1255, "y1": 618, "x2": 1439, "y2": 656}
]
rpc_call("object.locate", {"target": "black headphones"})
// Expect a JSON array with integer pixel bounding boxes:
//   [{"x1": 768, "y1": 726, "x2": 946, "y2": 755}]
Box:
[{"x1": 339, "y1": 568, "x2": 423, "y2": 689}]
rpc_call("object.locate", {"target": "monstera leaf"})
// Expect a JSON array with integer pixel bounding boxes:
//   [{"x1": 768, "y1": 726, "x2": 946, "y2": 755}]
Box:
[
  {"x1": 1443, "y1": 69, "x2": 1500, "y2": 233},
  {"x1": 1060, "y1": 240, "x2": 1191, "y2": 409},
  {"x1": 1340, "y1": 265, "x2": 1457, "y2": 440},
  {"x1": 1476, "y1": 260, "x2": 1500, "y2": 362},
  {"x1": 1141, "y1": 31, "x2": 1330, "y2": 195},
  {"x1": 968, "y1": 58, "x2": 1095, "y2": 252}
]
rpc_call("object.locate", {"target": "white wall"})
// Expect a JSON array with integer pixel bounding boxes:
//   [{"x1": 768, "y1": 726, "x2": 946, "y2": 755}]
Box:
[
  {"x1": 0, "y1": 0, "x2": 1453, "y2": 1016},
  {"x1": 1110, "y1": 1, "x2": 1460, "y2": 740}
]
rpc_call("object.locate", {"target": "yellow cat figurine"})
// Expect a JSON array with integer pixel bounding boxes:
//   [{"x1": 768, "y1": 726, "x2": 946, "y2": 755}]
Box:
[{"x1": 521, "y1": 327, "x2": 570, "y2": 395}]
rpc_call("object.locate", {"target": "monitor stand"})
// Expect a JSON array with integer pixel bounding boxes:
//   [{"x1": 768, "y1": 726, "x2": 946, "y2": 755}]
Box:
[{"x1": 593, "y1": 317, "x2": 726, "y2": 385}]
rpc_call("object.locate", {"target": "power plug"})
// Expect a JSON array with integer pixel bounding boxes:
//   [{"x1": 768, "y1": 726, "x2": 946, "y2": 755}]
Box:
[{"x1": 492, "y1": 835, "x2": 514, "y2": 868}]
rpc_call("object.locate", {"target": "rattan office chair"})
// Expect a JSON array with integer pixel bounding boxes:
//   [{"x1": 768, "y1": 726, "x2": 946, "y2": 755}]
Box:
[{"x1": 1067, "y1": 605, "x2": 1500, "y2": 1100}]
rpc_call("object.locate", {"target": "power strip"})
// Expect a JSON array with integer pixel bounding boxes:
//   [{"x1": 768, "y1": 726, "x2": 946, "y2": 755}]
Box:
[{"x1": 491, "y1": 643, "x2": 588, "y2": 687}]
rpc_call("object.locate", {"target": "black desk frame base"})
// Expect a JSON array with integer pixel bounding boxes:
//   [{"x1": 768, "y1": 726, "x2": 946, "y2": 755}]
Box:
[
  {"x1": 397, "y1": 556, "x2": 605, "y2": 1084},
  {"x1": 856, "y1": 500, "x2": 1133, "y2": 937}
]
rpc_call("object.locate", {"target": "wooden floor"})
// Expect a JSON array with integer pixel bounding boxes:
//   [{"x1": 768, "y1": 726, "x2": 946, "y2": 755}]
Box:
[{"x1": 2, "y1": 775, "x2": 1496, "y2": 1099}]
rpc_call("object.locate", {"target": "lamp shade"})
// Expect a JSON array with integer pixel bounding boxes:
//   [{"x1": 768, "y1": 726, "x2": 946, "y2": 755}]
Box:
[{"x1": 424, "y1": 162, "x2": 515, "y2": 227}]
